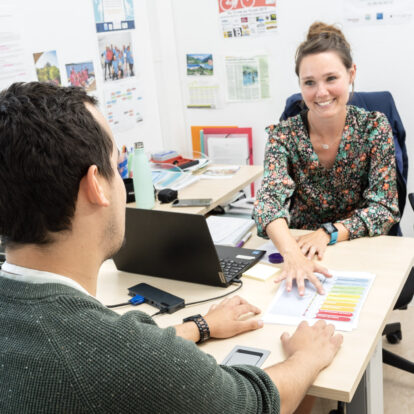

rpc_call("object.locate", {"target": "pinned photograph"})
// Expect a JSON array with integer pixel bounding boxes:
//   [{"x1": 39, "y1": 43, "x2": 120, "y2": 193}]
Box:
[
  {"x1": 93, "y1": 0, "x2": 135, "y2": 32},
  {"x1": 65, "y1": 61, "x2": 96, "y2": 91},
  {"x1": 242, "y1": 65, "x2": 258, "y2": 86},
  {"x1": 187, "y1": 54, "x2": 213, "y2": 76},
  {"x1": 33, "y1": 50, "x2": 61, "y2": 85},
  {"x1": 98, "y1": 32, "x2": 135, "y2": 82}
]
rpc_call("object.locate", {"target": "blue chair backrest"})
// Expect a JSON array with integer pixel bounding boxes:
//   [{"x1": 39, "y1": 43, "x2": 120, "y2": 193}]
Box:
[{"x1": 280, "y1": 91, "x2": 408, "y2": 235}]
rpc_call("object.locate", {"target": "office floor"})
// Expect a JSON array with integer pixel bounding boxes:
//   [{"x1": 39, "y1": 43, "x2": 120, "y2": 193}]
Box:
[{"x1": 311, "y1": 304, "x2": 414, "y2": 414}]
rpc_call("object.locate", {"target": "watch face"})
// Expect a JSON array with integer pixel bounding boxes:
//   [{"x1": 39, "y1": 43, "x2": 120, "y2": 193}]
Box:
[{"x1": 323, "y1": 223, "x2": 337, "y2": 234}]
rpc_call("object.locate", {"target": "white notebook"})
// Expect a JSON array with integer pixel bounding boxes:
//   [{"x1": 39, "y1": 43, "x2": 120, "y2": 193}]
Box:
[{"x1": 206, "y1": 215, "x2": 254, "y2": 246}]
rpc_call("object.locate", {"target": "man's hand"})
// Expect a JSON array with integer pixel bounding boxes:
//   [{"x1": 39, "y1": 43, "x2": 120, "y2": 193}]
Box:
[
  {"x1": 266, "y1": 320, "x2": 343, "y2": 414},
  {"x1": 276, "y1": 250, "x2": 332, "y2": 296},
  {"x1": 281, "y1": 320, "x2": 343, "y2": 370},
  {"x1": 204, "y1": 296, "x2": 263, "y2": 339},
  {"x1": 296, "y1": 229, "x2": 330, "y2": 260}
]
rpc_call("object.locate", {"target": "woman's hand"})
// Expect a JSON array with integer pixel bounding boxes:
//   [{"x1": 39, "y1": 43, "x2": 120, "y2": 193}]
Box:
[
  {"x1": 265, "y1": 219, "x2": 334, "y2": 296},
  {"x1": 276, "y1": 249, "x2": 332, "y2": 296},
  {"x1": 296, "y1": 229, "x2": 330, "y2": 260}
]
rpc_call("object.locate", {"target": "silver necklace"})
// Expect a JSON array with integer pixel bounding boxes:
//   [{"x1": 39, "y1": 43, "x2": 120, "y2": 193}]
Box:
[{"x1": 308, "y1": 115, "x2": 343, "y2": 151}]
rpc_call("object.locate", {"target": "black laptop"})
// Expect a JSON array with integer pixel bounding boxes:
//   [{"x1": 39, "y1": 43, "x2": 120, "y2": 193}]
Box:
[{"x1": 112, "y1": 208, "x2": 265, "y2": 287}]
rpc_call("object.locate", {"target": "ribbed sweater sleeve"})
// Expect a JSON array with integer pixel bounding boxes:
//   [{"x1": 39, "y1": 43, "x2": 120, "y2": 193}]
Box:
[{"x1": 0, "y1": 278, "x2": 280, "y2": 414}]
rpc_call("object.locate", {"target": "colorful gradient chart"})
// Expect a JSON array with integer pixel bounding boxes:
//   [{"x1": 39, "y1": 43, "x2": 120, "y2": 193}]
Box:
[
  {"x1": 315, "y1": 276, "x2": 370, "y2": 323},
  {"x1": 264, "y1": 271, "x2": 375, "y2": 332}
]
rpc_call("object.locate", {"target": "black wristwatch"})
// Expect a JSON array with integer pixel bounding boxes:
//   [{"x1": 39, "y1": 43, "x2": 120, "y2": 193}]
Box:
[
  {"x1": 321, "y1": 223, "x2": 338, "y2": 245},
  {"x1": 183, "y1": 314, "x2": 210, "y2": 343}
]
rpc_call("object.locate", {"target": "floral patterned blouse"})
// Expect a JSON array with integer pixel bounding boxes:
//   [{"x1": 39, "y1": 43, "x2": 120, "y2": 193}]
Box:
[{"x1": 253, "y1": 105, "x2": 400, "y2": 239}]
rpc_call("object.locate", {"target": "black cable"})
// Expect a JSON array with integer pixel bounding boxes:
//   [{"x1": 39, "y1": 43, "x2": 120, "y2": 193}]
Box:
[
  {"x1": 184, "y1": 280, "x2": 243, "y2": 307},
  {"x1": 107, "y1": 301, "x2": 130, "y2": 309},
  {"x1": 106, "y1": 294, "x2": 145, "y2": 309},
  {"x1": 151, "y1": 310, "x2": 165, "y2": 317}
]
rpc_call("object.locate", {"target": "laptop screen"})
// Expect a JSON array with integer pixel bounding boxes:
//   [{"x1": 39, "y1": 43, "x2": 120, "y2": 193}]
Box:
[{"x1": 113, "y1": 208, "x2": 226, "y2": 286}]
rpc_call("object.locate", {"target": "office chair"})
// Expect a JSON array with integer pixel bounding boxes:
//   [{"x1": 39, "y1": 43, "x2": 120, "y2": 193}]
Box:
[
  {"x1": 280, "y1": 93, "x2": 414, "y2": 379},
  {"x1": 382, "y1": 191, "x2": 414, "y2": 374}
]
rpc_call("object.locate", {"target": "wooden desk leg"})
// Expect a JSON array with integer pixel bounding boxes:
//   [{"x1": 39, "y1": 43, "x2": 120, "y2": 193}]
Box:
[{"x1": 345, "y1": 339, "x2": 384, "y2": 414}]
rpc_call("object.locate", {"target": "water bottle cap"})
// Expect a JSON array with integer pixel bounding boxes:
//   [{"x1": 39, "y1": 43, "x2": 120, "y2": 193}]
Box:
[{"x1": 134, "y1": 142, "x2": 144, "y2": 149}]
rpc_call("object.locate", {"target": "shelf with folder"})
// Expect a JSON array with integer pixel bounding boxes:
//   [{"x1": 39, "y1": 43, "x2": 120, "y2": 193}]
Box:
[{"x1": 127, "y1": 164, "x2": 263, "y2": 216}]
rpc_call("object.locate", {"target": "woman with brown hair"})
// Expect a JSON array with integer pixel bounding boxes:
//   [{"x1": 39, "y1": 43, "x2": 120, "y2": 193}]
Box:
[{"x1": 254, "y1": 22, "x2": 399, "y2": 296}]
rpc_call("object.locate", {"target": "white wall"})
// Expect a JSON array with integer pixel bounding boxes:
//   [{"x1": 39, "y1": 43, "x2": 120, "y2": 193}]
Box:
[
  {"x1": 152, "y1": 0, "x2": 414, "y2": 236},
  {"x1": 7, "y1": 0, "x2": 414, "y2": 235},
  {"x1": 17, "y1": 0, "x2": 164, "y2": 152}
]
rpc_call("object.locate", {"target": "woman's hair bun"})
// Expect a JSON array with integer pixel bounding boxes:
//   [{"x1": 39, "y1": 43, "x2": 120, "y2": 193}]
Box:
[
  {"x1": 294, "y1": 21, "x2": 353, "y2": 75},
  {"x1": 307, "y1": 22, "x2": 346, "y2": 43}
]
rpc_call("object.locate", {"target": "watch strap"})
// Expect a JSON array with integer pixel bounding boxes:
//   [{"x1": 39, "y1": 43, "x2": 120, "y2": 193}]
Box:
[
  {"x1": 321, "y1": 223, "x2": 338, "y2": 245},
  {"x1": 328, "y1": 230, "x2": 338, "y2": 245},
  {"x1": 182, "y1": 314, "x2": 210, "y2": 343}
]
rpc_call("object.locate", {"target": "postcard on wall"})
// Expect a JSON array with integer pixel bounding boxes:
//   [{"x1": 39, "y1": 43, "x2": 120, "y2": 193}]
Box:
[
  {"x1": 33, "y1": 50, "x2": 61, "y2": 85},
  {"x1": 225, "y1": 54, "x2": 270, "y2": 101},
  {"x1": 93, "y1": 0, "x2": 135, "y2": 32},
  {"x1": 65, "y1": 61, "x2": 96, "y2": 92},
  {"x1": 98, "y1": 31, "x2": 135, "y2": 83},
  {"x1": 103, "y1": 81, "x2": 143, "y2": 133},
  {"x1": 0, "y1": 1, "x2": 29, "y2": 90},
  {"x1": 343, "y1": 0, "x2": 413, "y2": 26},
  {"x1": 187, "y1": 54, "x2": 213, "y2": 76},
  {"x1": 218, "y1": 0, "x2": 277, "y2": 39}
]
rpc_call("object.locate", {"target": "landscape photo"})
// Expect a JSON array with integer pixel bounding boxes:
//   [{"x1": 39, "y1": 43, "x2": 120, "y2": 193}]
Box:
[{"x1": 187, "y1": 54, "x2": 213, "y2": 76}]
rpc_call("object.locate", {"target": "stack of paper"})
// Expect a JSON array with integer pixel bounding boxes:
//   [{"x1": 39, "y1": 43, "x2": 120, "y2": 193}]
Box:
[
  {"x1": 206, "y1": 215, "x2": 254, "y2": 246},
  {"x1": 152, "y1": 170, "x2": 199, "y2": 191},
  {"x1": 226, "y1": 197, "x2": 254, "y2": 216}
]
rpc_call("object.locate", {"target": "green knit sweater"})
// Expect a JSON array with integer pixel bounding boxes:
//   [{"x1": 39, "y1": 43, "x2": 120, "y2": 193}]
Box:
[{"x1": 0, "y1": 274, "x2": 280, "y2": 413}]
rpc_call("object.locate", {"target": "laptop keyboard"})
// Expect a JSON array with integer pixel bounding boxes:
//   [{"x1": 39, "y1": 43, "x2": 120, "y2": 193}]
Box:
[{"x1": 219, "y1": 258, "x2": 251, "y2": 281}]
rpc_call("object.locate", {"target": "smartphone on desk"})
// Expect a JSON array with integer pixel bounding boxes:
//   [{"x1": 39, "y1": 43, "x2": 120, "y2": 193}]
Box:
[{"x1": 172, "y1": 198, "x2": 212, "y2": 207}]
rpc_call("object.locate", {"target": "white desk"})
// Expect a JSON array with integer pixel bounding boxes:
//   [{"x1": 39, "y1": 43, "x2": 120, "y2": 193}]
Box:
[
  {"x1": 97, "y1": 231, "x2": 414, "y2": 413},
  {"x1": 127, "y1": 164, "x2": 263, "y2": 215}
]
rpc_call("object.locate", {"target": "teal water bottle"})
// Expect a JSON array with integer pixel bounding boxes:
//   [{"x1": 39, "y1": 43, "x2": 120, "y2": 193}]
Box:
[{"x1": 132, "y1": 141, "x2": 155, "y2": 209}]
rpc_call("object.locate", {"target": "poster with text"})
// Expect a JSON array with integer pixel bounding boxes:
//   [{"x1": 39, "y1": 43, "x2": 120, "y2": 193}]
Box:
[
  {"x1": 225, "y1": 55, "x2": 270, "y2": 101},
  {"x1": 93, "y1": 0, "x2": 135, "y2": 32},
  {"x1": 65, "y1": 61, "x2": 96, "y2": 91},
  {"x1": 104, "y1": 82, "x2": 143, "y2": 133},
  {"x1": 33, "y1": 50, "x2": 61, "y2": 85},
  {"x1": 344, "y1": 0, "x2": 413, "y2": 26},
  {"x1": 218, "y1": 0, "x2": 277, "y2": 38},
  {"x1": 98, "y1": 31, "x2": 135, "y2": 82},
  {"x1": 0, "y1": 1, "x2": 29, "y2": 90}
]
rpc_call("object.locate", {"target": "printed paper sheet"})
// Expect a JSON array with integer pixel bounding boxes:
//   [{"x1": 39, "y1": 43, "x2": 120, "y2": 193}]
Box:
[
  {"x1": 264, "y1": 271, "x2": 376, "y2": 332},
  {"x1": 218, "y1": 0, "x2": 277, "y2": 38},
  {"x1": 0, "y1": 1, "x2": 29, "y2": 90},
  {"x1": 344, "y1": 0, "x2": 413, "y2": 26},
  {"x1": 225, "y1": 54, "x2": 270, "y2": 101}
]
